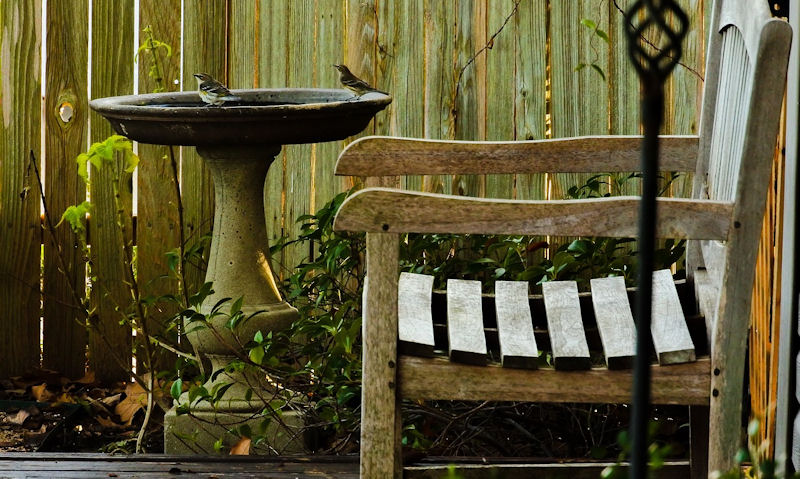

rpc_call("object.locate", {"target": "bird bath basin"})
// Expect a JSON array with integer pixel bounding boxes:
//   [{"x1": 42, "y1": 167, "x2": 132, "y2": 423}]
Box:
[{"x1": 90, "y1": 88, "x2": 390, "y2": 453}]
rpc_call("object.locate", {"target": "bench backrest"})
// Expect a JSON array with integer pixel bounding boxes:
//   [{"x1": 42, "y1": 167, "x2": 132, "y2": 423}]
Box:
[{"x1": 690, "y1": 0, "x2": 790, "y2": 340}]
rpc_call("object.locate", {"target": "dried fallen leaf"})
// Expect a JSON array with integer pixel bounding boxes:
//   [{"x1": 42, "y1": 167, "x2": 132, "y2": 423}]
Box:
[
  {"x1": 76, "y1": 371, "x2": 96, "y2": 384},
  {"x1": 115, "y1": 383, "x2": 146, "y2": 425},
  {"x1": 31, "y1": 383, "x2": 53, "y2": 402},
  {"x1": 5, "y1": 409, "x2": 30, "y2": 425},
  {"x1": 55, "y1": 392, "x2": 77, "y2": 404},
  {"x1": 95, "y1": 415, "x2": 126, "y2": 430},
  {"x1": 229, "y1": 437, "x2": 251, "y2": 455}
]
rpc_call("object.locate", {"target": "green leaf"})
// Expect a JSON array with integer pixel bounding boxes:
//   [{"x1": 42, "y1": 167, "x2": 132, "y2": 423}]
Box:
[
  {"x1": 595, "y1": 28, "x2": 610, "y2": 43},
  {"x1": 590, "y1": 64, "x2": 607, "y2": 82},
  {"x1": 170, "y1": 378, "x2": 183, "y2": 400},
  {"x1": 580, "y1": 18, "x2": 597, "y2": 29},
  {"x1": 249, "y1": 345, "x2": 265, "y2": 365}
]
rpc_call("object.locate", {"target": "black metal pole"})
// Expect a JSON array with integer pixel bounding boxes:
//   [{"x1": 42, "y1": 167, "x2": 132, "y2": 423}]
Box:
[
  {"x1": 623, "y1": 1, "x2": 687, "y2": 477},
  {"x1": 630, "y1": 78, "x2": 663, "y2": 479}
]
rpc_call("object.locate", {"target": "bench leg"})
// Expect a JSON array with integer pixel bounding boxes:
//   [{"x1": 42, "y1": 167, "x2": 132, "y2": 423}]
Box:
[
  {"x1": 360, "y1": 233, "x2": 402, "y2": 478},
  {"x1": 690, "y1": 405, "x2": 710, "y2": 479}
]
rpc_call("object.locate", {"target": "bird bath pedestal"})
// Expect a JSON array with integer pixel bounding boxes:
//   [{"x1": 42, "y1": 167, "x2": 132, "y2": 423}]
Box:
[{"x1": 90, "y1": 89, "x2": 390, "y2": 454}]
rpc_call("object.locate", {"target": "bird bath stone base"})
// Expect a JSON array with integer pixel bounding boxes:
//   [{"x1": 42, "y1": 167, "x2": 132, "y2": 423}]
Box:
[
  {"x1": 171, "y1": 144, "x2": 306, "y2": 455},
  {"x1": 90, "y1": 88, "x2": 390, "y2": 454}
]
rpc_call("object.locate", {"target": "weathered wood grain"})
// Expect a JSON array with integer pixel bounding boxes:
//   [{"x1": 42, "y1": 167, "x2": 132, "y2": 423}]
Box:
[
  {"x1": 446, "y1": 279, "x2": 487, "y2": 365},
  {"x1": 259, "y1": 0, "x2": 290, "y2": 276},
  {"x1": 42, "y1": 0, "x2": 88, "y2": 378},
  {"x1": 361, "y1": 232, "x2": 402, "y2": 479},
  {"x1": 422, "y1": 0, "x2": 455, "y2": 194},
  {"x1": 398, "y1": 355, "x2": 711, "y2": 405},
  {"x1": 706, "y1": 7, "x2": 791, "y2": 473},
  {"x1": 181, "y1": 1, "x2": 225, "y2": 295},
  {"x1": 376, "y1": 0, "x2": 425, "y2": 192},
  {"x1": 136, "y1": 0, "x2": 182, "y2": 372},
  {"x1": 666, "y1": 0, "x2": 703, "y2": 199},
  {"x1": 450, "y1": 0, "x2": 485, "y2": 198},
  {"x1": 514, "y1": 0, "x2": 547, "y2": 201},
  {"x1": 89, "y1": 0, "x2": 134, "y2": 382},
  {"x1": 0, "y1": 0, "x2": 42, "y2": 378},
  {"x1": 398, "y1": 273, "x2": 435, "y2": 357},
  {"x1": 343, "y1": 0, "x2": 377, "y2": 192},
  {"x1": 541, "y1": 281, "x2": 590, "y2": 370},
  {"x1": 283, "y1": 0, "x2": 316, "y2": 271},
  {"x1": 335, "y1": 135, "x2": 698, "y2": 177},
  {"x1": 549, "y1": 0, "x2": 610, "y2": 202},
  {"x1": 494, "y1": 281, "x2": 538, "y2": 369},
  {"x1": 313, "y1": 0, "x2": 346, "y2": 212},
  {"x1": 589, "y1": 276, "x2": 637, "y2": 370},
  {"x1": 484, "y1": 0, "x2": 517, "y2": 200},
  {"x1": 606, "y1": 0, "x2": 642, "y2": 198},
  {"x1": 334, "y1": 188, "x2": 733, "y2": 240},
  {"x1": 651, "y1": 270, "x2": 696, "y2": 365}
]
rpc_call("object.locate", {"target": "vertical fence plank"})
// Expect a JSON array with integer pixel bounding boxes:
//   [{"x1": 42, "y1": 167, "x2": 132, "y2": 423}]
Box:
[
  {"x1": 514, "y1": 0, "x2": 547, "y2": 201},
  {"x1": 376, "y1": 0, "x2": 425, "y2": 192},
  {"x1": 550, "y1": 0, "x2": 610, "y2": 198},
  {"x1": 607, "y1": 0, "x2": 641, "y2": 197},
  {"x1": 259, "y1": 0, "x2": 290, "y2": 276},
  {"x1": 89, "y1": 0, "x2": 134, "y2": 382},
  {"x1": 283, "y1": 0, "x2": 316, "y2": 270},
  {"x1": 229, "y1": 0, "x2": 256, "y2": 91},
  {"x1": 666, "y1": 0, "x2": 703, "y2": 198},
  {"x1": 137, "y1": 0, "x2": 182, "y2": 371},
  {"x1": 42, "y1": 0, "x2": 88, "y2": 379},
  {"x1": 0, "y1": 0, "x2": 42, "y2": 378},
  {"x1": 451, "y1": 0, "x2": 486, "y2": 198},
  {"x1": 182, "y1": 2, "x2": 226, "y2": 294},
  {"x1": 313, "y1": 0, "x2": 346, "y2": 211},
  {"x1": 549, "y1": 0, "x2": 610, "y2": 256},
  {"x1": 342, "y1": 0, "x2": 378, "y2": 192},
  {"x1": 485, "y1": 0, "x2": 518, "y2": 200},
  {"x1": 422, "y1": 0, "x2": 456, "y2": 194}
]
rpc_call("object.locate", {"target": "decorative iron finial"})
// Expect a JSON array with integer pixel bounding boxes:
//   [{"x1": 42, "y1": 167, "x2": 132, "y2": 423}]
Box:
[{"x1": 624, "y1": 0, "x2": 689, "y2": 84}]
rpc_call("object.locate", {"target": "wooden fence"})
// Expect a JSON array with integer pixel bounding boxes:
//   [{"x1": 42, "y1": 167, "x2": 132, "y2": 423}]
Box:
[{"x1": 0, "y1": 0, "x2": 782, "y2": 450}]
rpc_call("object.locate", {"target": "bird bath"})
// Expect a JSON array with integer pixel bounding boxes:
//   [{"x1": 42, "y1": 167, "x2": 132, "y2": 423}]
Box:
[{"x1": 90, "y1": 88, "x2": 390, "y2": 453}]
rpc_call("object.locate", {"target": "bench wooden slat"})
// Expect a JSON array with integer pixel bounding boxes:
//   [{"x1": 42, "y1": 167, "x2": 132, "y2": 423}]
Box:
[
  {"x1": 541, "y1": 281, "x2": 591, "y2": 370},
  {"x1": 334, "y1": 189, "x2": 733, "y2": 240},
  {"x1": 397, "y1": 273, "x2": 436, "y2": 357},
  {"x1": 398, "y1": 356, "x2": 711, "y2": 405},
  {"x1": 446, "y1": 279, "x2": 487, "y2": 365},
  {"x1": 652, "y1": 270, "x2": 696, "y2": 365},
  {"x1": 589, "y1": 276, "x2": 637, "y2": 370},
  {"x1": 334, "y1": 135, "x2": 699, "y2": 176},
  {"x1": 494, "y1": 281, "x2": 539, "y2": 369}
]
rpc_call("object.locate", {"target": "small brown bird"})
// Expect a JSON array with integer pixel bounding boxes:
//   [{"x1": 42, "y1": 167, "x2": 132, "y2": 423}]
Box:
[
  {"x1": 193, "y1": 73, "x2": 241, "y2": 106},
  {"x1": 333, "y1": 64, "x2": 388, "y2": 98}
]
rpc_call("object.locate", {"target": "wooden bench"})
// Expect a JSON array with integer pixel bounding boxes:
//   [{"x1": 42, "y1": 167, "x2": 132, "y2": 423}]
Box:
[{"x1": 332, "y1": 1, "x2": 791, "y2": 477}]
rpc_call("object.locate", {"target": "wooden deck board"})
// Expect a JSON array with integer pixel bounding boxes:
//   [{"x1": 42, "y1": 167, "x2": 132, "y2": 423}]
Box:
[{"x1": 0, "y1": 454, "x2": 690, "y2": 478}]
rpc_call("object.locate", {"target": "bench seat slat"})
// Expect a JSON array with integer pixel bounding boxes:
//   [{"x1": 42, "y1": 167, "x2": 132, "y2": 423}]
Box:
[
  {"x1": 590, "y1": 276, "x2": 637, "y2": 370},
  {"x1": 652, "y1": 270, "x2": 696, "y2": 364},
  {"x1": 447, "y1": 279, "x2": 487, "y2": 365},
  {"x1": 495, "y1": 281, "x2": 539, "y2": 369},
  {"x1": 541, "y1": 281, "x2": 591, "y2": 370},
  {"x1": 397, "y1": 272, "x2": 436, "y2": 357}
]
